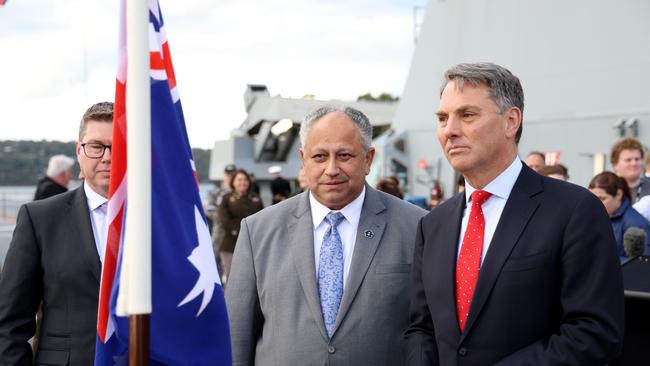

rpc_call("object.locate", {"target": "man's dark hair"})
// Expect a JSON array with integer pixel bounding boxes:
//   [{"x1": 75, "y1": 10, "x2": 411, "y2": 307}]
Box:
[{"x1": 79, "y1": 102, "x2": 114, "y2": 140}]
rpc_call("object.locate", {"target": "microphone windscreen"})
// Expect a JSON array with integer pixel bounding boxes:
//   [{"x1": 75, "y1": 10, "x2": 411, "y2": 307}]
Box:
[{"x1": 623, "y1": 227, "x2": 646, "y2": 258}]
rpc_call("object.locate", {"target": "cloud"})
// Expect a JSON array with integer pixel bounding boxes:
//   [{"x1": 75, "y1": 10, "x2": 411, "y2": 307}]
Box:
[{"x1": 1, "y1": 0, "x2": 417, "y2": 148}]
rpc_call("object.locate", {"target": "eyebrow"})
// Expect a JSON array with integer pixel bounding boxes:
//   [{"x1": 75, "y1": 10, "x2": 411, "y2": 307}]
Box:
[
  {"x1": 436, "y1": 104, "x2": 481, "y2": 116},
  {"x1": 82, "y1": 139, "x2": 111, "y2": 144}
]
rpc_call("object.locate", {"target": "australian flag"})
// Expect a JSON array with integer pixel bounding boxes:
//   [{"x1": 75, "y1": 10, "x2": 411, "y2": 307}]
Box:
[{"x1": 94, "y1": 1, "x2": 231, "y2": 365}]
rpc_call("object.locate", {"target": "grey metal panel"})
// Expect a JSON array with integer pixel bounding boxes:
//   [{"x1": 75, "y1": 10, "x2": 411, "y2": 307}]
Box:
[
  {"x1": 241, "y1": 95, "x2": 397, "y2": 132},
  {"x1": 208, "y1": 139, "x2": 235, "y2": 181},
  {"x1": 390, "y1": 0, "x2": 650, "y2": 196}
]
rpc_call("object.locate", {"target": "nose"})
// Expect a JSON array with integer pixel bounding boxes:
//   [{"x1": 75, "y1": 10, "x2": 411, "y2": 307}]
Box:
[
  {"x1": 324, "y1": 156, "x2": 340, "y2": 177},
  {"x1": 101, "y1": 145, "x2": 112, "y2": 161},
  {"x1": 440, "y1": 117, "x2": 461, "y2": 140}
]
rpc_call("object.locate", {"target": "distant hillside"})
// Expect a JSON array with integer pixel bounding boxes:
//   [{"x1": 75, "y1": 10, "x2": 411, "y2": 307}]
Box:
[{"x1": 0, "y1": 140, "x2": 211, "y2": 186}]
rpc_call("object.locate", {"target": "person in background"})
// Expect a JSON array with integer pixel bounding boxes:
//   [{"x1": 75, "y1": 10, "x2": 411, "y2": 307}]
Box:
[
  {"x1": 34, "y1": 155, "x2": 75, "y2": 200},
  {"x1": 588, "y1": 171, "x2": 650, "y2": 261},
  {"x1": 292, "y1": 167, "x2": 309, "y2": 196},
  {"x1": 537, "y1": 163, "x2": 569, "y2": 181},
  {"x1": 429, "y1": 182, "x2": 444, "y2": 209},
  {"x1": 645, "y1": 152, "x2": 650, "y2": 179},
  {"x1": 269, "y1": 165, "x2": 291, "y2": 204},
  {"x1": 217, "y1": 169, "x2": 263, "y2": 283},
  {"x1": 385, "y1": 175, "x2": 400, "y2": 187},
  {"x1": 375, "y1": 176, "x2": 404, "y2": 199},
  {"x1": 0, "y1": 102, "x2": 113, "y2": 365},
  {"x1": 248, "y1": 172, "x2": 261, "y2": 195},
  {"x1": 205, "y1": 164, "x2": 237, "y2": 254},
  {"x1": 456, "y1": 175, "x2": 465, "y2": 193},
  {"x1": 610, "y1": 137, "x2": 650, "y2": 203},
  {"x1": 633, "y1": 195, "x2": 650, "y2": 223},
  {"x1": 525, "y1": 151, "x2": 545, "y2": 172}
]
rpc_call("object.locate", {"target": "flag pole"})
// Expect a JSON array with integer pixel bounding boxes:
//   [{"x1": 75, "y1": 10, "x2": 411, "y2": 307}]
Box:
[{"x1": 124, "y1": 0, "x2": 151, "y2": 364}]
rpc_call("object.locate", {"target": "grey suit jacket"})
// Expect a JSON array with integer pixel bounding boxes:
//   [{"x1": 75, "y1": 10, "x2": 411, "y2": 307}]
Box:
[
  {"x1": 226, "y1": 185, "x2": 427, "y2": 366},
  {"x1": 0, "y1": 187, "x2": 100, "y2": 366}
]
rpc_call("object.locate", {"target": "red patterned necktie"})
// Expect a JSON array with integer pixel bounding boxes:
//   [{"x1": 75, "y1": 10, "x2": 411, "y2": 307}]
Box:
[{"x1": 456, "y1": 189, "x2": 491, "y2": 332}]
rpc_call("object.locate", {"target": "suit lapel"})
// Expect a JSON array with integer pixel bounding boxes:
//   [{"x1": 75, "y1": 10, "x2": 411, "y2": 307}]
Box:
[
  {"x1": 333, "y1": 186, "x2": 386, "y2": 334},
  {"x1": 461, "y1": 166, "x2": 542, "y2": 339},
  {"x1": 439, "y1": 192, "x2": 466, "y2": 340},
  {"x1": 66, "y1": 187, "x2": 101, "y2": 283},
  {"x1": 288, "y1": 192, "x2": 329, "y2": 340}
]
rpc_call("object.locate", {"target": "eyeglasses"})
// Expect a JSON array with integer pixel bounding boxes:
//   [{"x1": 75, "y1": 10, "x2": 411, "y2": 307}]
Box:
[{"x1": 81, "y1": 142, "x2": 112, "y2": 159}]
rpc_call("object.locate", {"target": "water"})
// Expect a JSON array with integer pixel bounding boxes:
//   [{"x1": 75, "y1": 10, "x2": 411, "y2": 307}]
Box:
[
  {"x1": 0, "y1": 186, "x2": 35, "y2": 225},
  {"x1": 0, "y1": 183, "x2": 214, "y2": 223},
  {"x1": 0, "y1": 184, "x2": 214, "y2": 271}
]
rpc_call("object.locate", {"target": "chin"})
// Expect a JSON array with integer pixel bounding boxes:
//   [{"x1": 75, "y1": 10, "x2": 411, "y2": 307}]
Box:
[
  {"x1": 316, "y1": 194, "x2": 345, "y2": 210},
  {"x1": 448, "y1": 161, "x2": 469, "y2": 173}
]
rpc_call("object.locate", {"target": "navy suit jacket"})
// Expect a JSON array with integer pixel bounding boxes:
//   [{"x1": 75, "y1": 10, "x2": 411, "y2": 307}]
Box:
[
  {"x1": 0, "y1": 187, "x2": 100, "y2": 365},
  {"x1": 406, "y1": 164, "x2": 625, "y2": 365}
]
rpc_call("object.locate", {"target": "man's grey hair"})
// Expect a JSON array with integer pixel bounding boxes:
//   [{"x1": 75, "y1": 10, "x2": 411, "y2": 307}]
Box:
[
  {"x1": 46, "y1": 154, "x2": 75, "y2": 178},
  {"x1": 441, "y1": 62, "x2": 525, "y2": 143},
  {"x1": 299, "y1": 105, "x2": 373, "y2": 152}
]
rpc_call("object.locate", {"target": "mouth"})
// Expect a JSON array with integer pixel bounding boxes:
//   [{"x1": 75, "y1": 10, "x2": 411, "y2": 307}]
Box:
[
  {"x1": 447, "y1": 145, "x2": 469, "y2": 155},
  {"x1": 321, "y1": 181, "x2": 345, "y2": 186}
]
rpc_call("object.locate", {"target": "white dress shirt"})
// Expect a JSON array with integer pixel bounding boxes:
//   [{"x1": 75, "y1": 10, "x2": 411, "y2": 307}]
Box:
[
  {"x1": 310, "y1": 187, "x2": 365, "y2": 290},
  {"x1": 84, "y1": 182, "x2": 108, "y2": 263},
  {"x1": 633, "y1": 195, "x2": 650, "y2": 223},
  {"x1": 458, "y1": 157, "x2": 522, "y2": 264}
]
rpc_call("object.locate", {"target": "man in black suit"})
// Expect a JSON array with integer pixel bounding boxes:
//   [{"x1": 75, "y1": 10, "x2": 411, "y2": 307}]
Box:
[
  {"x1": 0, "y1": 102, "x2": 113, "y2": 365},
  {"x1": 406, "y1": 63, "x2": 624, "y2": 365}
]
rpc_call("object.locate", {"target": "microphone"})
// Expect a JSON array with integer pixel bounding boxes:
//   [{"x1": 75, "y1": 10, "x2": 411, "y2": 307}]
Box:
[{"x1": 623, "y1": 227, "x2": 647, "y2": 258}]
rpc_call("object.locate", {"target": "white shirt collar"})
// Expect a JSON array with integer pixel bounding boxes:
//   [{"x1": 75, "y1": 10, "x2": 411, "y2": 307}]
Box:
[
  {"x1": 84, "y1": 182, "x2": 108, "y2": 211},
  {"x1": 309, "y1": 186, "x2": 366, "y2": 229},
  {"x1": 464, "y1": 156, "x2": 522, "y2": 203}
]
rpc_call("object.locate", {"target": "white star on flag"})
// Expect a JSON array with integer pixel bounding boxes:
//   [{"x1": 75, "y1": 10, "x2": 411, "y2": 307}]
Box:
[{"x1": 178, "y1": 206, "x2": 221, "y2": 316}]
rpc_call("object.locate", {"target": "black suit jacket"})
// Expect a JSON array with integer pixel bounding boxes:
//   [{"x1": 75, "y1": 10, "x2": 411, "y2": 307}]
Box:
[
  {"x1": 0, "y1": 187, "x2": 101, "y2": 365},
  {"x1": 33, "y1": 177, "x2": 68, "y2": 201},
  {"x1": 406, "y1": 164, "x2": 625, "y2": 365}
]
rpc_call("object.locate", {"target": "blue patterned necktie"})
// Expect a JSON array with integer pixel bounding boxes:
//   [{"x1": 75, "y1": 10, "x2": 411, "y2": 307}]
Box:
[{"x1": 318, "y1": 211, "x2": 346, "y2": 338}]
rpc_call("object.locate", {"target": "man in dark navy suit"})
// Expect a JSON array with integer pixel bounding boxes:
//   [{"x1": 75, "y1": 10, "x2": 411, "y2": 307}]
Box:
[{"x1": 406, "y1": 63, "x2": 624, "y2": 365}]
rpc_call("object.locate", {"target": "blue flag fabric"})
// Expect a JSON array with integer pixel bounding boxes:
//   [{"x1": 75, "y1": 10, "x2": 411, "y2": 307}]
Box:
[{"x1": 94, "y1": 1, "x2": 231, "y2": 365}]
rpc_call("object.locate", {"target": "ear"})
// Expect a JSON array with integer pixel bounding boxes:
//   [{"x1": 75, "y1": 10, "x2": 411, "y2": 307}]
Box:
[
  {"x1": 76, "y1": 140, "x2": 82, "y2": 159},
  {"x1": 364, "y1": 147, "x2": 376, "y2": 175},
  {"x1": 504, "y1": 107, "x2": 522, "y2": 139},
  {"x1": 299, "y1": 148, "x2": 306, "y2": 163},
  {"x1": 615, "y1": 189, "x2": 624, "y2": 201}
]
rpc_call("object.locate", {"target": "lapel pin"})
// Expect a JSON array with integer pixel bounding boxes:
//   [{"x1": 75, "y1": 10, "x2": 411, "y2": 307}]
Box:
[{"x1": 365, "y1": 230, "x2": 374, "y2": 238}]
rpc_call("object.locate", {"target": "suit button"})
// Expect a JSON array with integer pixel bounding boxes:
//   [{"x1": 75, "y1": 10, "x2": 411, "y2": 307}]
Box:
[
  {"x1": 458, "y1": 347, "x2": 467, "y2": 356},
  {"x1": 328, "y1": 346, "x2": 336, "y2": 354}
]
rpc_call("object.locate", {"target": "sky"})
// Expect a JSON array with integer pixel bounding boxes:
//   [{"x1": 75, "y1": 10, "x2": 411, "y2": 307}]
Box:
[{"x1": 0, "y1": 0, "x2": 421, "y2": 148}]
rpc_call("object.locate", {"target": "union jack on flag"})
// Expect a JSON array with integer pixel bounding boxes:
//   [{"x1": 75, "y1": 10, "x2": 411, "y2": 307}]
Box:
[{"x1": 94, "y1": 1, "x2": 231, "y2": 364}]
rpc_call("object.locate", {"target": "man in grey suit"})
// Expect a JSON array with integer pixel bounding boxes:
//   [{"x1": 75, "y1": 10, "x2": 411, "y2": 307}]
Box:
[
  {"x1": 226, "y1": 105, "x2": 427, "y2": 366},
  {"x1": 0, "y1": 102, "x2": 113, "y2": 365}
]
